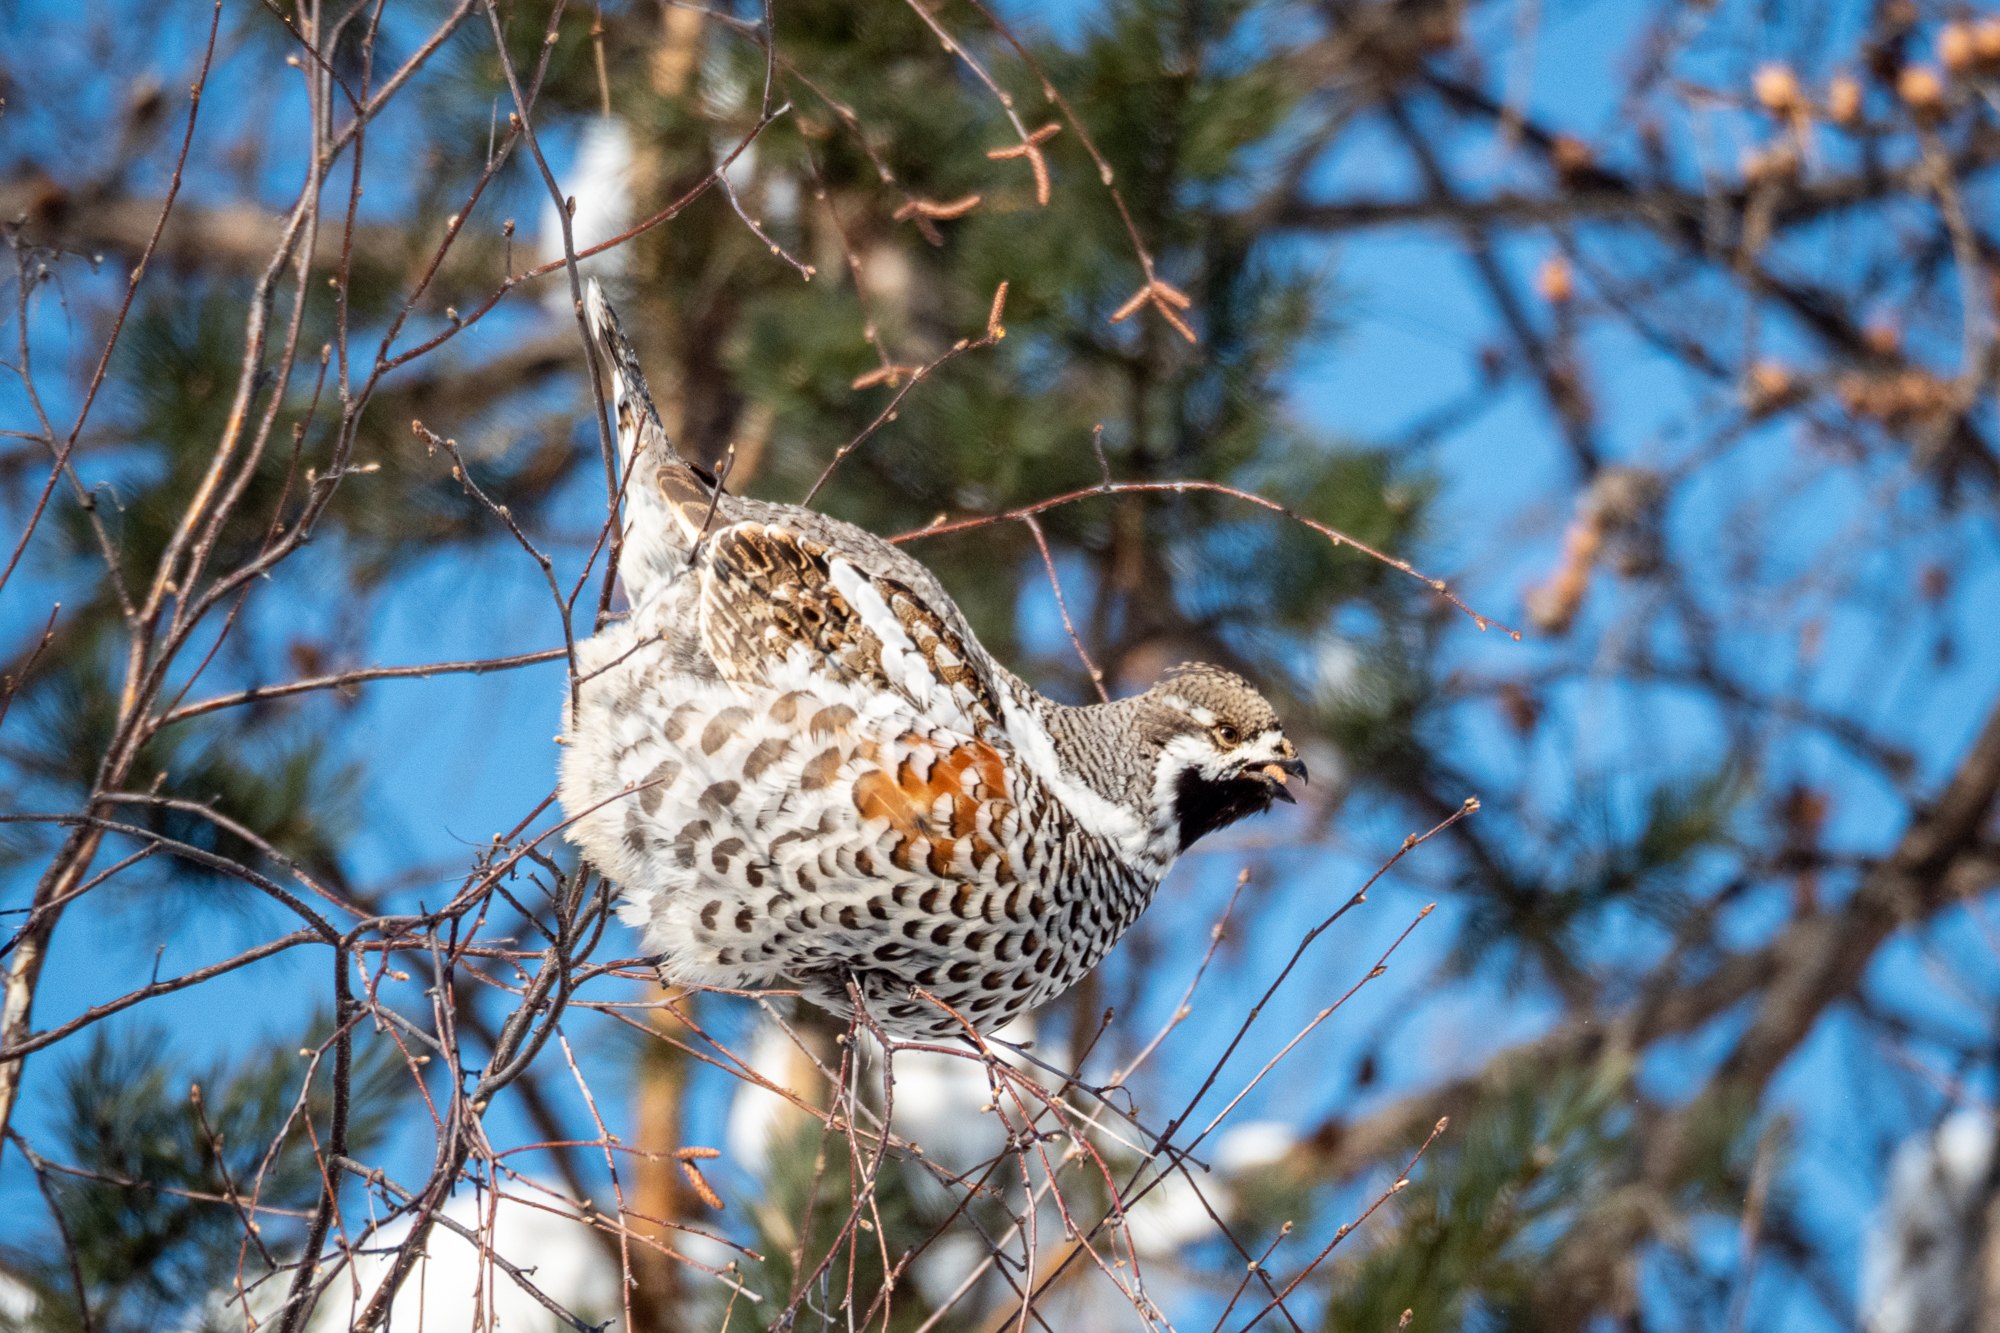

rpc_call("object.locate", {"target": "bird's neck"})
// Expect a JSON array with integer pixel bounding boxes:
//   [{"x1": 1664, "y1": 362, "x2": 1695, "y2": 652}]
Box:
[{"x1": 1028, "y1": 693, "x2": 1184, "y2": 873}]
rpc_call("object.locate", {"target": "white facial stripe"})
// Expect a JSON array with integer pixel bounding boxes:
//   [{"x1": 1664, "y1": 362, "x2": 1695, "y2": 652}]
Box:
[
  {"x1": 1141, "y1": 736, "x2": 1210, "y2": 867},
  {"x1": 1136, "y1": 727, "x2": 1291, "y2": 864},
  {"x1": 1158, "y1": 695, "x2": 1216, "y2": 726},
  {"x1": 1158, "y1": 728, "x2": 1292, "y2": 788},
  {"x1": 1171, "y1": 726, "x2": 1288, "y2": 766},
  {"x1": 1000, "y1": 695, "x2": 1147, "y2": 850},
  {"x1": 1158, "y1": 731, "x2": 1232, "y2": 781},
  {"x1": 1236, "y1": 730, "x2": 1291, "y2": 766}
]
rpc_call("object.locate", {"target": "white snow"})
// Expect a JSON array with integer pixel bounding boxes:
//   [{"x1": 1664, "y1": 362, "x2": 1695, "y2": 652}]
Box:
[
  {"x1": 538, "y1": 117, "x2": 635, "y2": 315},
  {"x1": 1862, "y1": 1108, "x2": 1997, "y2": 1333}
]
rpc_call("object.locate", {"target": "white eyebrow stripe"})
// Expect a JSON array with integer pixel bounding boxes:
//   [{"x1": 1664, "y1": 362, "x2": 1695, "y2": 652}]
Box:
[{"x1": 1158, "y1": 695, "x2": 1217, "y2": 726}]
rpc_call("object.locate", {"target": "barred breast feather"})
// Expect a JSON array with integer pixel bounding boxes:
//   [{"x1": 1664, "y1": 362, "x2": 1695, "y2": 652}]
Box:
[{"x1": 561, "y1": 518, "x2": 1149, "y2": 1037}]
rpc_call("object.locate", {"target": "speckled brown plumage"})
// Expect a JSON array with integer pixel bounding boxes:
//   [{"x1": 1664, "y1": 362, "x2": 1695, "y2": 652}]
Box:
[{"x1": 559, "y1": 282, "x2": 1304, "y2": 1038}]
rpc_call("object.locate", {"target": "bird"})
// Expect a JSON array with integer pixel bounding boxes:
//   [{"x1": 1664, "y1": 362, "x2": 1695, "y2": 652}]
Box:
[{"x1": 558, "y1": 280, "x2": 1305, "y2": 1040}]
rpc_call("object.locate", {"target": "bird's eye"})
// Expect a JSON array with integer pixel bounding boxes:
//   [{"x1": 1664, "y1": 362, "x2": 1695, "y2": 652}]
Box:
[{"x1": 1215, "y1": 724, "x2": 1239, "y2": 746}]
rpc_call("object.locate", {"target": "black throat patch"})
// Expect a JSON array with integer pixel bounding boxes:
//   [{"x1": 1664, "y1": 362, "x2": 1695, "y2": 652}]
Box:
[{"x1": 1172, "y1": 768, "x2": 1274, "y2": 851}]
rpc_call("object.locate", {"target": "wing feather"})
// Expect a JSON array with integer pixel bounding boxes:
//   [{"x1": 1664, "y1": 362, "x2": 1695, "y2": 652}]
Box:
[{"x1": 696, "y1": 522, "x2": 1007, "y2": 742}]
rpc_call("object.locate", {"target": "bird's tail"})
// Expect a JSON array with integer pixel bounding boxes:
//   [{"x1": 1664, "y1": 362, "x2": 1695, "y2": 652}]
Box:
[{"x1": 582, "y1": 278, "x2": 710, "y2": 596}]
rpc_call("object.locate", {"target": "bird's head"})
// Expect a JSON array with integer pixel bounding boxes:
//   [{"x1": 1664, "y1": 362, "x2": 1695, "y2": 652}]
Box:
[{"x1": 1135, "y1": 663, "x2": 1305, "y2": 851}]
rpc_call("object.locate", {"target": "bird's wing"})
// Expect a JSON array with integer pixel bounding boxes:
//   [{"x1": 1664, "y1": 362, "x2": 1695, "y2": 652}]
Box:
[{"x1": 696, "y1": 520, "x2": 1009, "y2": 744}]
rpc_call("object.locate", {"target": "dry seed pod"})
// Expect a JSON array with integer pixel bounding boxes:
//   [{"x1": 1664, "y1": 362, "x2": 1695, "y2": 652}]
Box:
[
  {"x1": 1827, "y1": 72, "x2": 1865, "y2": 125},
  {"x1": 1745, "y1": 361, "x2": 1803, "y2": 416},
  {"x1": 1551, "y1": 134, "x2": 1597, "y2": 180},
  {"x1": 1864, "y1": 321, "x2": 1902, "y2": 357},
  {"x1": 1536, "y1": 254, "x2": 1575, "y2": 305},
  {"x1": 1975, "y1": 17, "x2": 2000, "y2": 64},
  {"x1": 1755, "y1": 62, "x2": 1804, "y2": 114},
  {"x1": 1898, "y1": 64, "x2": 1946, "y2": 119},
  {"x1": 1940, "y1": 20, "x2": 1976, "y2": 74}
]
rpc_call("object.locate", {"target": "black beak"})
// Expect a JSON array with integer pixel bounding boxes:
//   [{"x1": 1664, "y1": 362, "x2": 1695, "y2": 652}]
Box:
[{"x1": 1253, "y1": 755, "x2": 1308, "y2": 803}]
